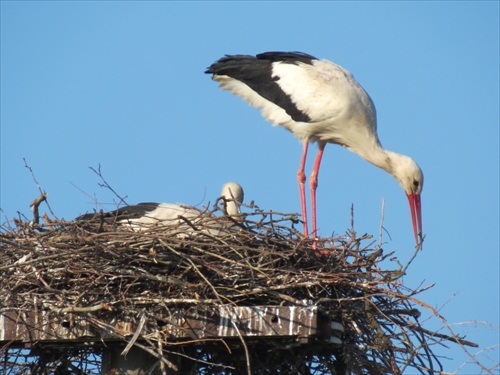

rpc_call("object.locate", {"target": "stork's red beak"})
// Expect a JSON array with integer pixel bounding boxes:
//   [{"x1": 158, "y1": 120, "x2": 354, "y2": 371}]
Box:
[{"x1": 407, "y1": 193, "x2": 423, "y2": 248}]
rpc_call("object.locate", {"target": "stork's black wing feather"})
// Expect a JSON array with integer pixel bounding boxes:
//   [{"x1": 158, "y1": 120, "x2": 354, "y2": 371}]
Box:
[
  {"x1": 206, "y1": 51, "x2": 317, "y2": 122},
  {"x1": 76, "y1": 202, "x2": 160, "y2": 222}
]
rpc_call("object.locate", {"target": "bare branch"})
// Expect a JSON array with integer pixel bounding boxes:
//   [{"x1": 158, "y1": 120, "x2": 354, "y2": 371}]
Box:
[{"x1": 89, "y1": 164, "x2": 128, "y2": 206}]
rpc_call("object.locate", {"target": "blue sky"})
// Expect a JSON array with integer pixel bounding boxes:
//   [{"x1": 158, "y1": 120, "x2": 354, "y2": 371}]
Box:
[{"x1": 1, "y1": 1, "x2": 498, "y2": 373}]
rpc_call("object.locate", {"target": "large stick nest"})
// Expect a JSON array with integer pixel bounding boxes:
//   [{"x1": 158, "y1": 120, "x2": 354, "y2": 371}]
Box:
[{"x1": 0, "y1": 198, "x2": 476, "y2": 375}]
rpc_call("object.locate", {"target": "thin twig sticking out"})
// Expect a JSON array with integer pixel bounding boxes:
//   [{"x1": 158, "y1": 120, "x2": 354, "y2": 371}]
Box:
[
  {"x1": 23, "y1": 158, "x2": 57, "y2": 219},
  {"x1": 379, "y1": 197, "x2": 385, "y2": 248},
  {"x1": 29, "y1": 192, "x2": 48, "y2": 225},
  {"x1": 89, "y1": 164, "x2": 129, "y2": 207}
]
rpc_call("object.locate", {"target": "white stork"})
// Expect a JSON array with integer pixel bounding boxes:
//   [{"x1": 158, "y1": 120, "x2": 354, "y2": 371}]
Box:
[
  {"x1": 206, "y1": 52, "x2": 423, "y2": 246},
  {"x1": 78, "y1": 182, "x2": 244, "y2": 236}
]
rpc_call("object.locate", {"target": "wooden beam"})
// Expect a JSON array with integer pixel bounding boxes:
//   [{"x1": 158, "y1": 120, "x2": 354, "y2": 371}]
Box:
[{"x1": 0, "y1": 305, "x2": 323, "y2": 345}]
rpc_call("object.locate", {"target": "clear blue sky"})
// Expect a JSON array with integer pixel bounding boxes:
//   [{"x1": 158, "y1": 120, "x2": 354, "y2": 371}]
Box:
[{"x1": 1, "y1": 1, "x2": 498, "y2": 373}]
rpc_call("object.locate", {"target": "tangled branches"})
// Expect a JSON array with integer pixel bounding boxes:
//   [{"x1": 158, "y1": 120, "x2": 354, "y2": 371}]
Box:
[{"x1": 0, "y1": 200, "x2": 479, "y2": 374}]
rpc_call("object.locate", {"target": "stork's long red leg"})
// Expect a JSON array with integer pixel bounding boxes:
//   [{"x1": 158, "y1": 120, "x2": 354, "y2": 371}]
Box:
[
  {"x1": 310, "y1": 143, "x2": 326, "y2": 239},
  {"x1": 297, "y1": 141, "x2": 309, "y2": 236}
]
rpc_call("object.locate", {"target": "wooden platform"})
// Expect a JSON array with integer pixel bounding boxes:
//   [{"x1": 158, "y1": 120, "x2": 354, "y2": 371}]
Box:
[{"x1": 1, "y1": 305, "x2": 340, "y2": 346}]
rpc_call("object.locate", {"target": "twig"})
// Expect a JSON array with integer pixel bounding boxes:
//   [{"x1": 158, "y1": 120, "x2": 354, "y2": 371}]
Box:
[
  {"x1": 378, "y1": 197, "x2": 385, "y2": 249},
  {"x1": 122, "y1": 312, "x2": 147, "y2": 356},
  {"x1": 29, "y1": 192, "x2": 48, "y2": 225},
  {"x1": 89, "y1": 164, "x2": 128, "y2": 206},
  {"x1": 44, "y1": 302, "x2": 112, "y2": 314},
  {"x1": 23, "y1": 158, "x2": 57, "y2": 219}
]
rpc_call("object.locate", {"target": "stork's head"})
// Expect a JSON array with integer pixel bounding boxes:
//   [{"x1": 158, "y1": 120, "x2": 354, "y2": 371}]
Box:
[
  {"x1": 220, "y1": 182, "x2": 244, "y2": 216},
  {"x1": 391, "y1": 155, "x2": 424, "y2": 247}
]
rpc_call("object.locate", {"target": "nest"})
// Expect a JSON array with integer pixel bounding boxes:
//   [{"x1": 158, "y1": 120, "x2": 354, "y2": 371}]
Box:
[{"x1": 0, "y1": 196, "x2": 476, "y2": 375}]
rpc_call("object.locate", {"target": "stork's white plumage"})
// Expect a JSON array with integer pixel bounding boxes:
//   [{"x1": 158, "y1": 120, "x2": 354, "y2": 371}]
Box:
[
  {"x1": 78, "y1": 182, "x2": 244, "y2": 236},
  {"x1": 206, "y1": 52, "x2": 423, "y2": 246}
]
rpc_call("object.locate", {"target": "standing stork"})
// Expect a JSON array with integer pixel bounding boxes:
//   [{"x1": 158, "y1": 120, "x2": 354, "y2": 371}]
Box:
[{"x1": 206, "y1": 52, "x2": 423, "y2": 246}]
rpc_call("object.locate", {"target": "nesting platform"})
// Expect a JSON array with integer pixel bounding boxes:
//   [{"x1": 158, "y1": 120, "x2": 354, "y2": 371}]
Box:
[{"x1": 0, "y1": 205, "x2": 475, "y2": 374}]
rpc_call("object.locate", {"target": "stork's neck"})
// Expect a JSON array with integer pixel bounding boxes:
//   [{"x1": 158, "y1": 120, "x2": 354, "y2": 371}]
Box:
[
  {"x1": 352, "y1": 142, "x2": 398, "y2": 176},
  {"x1": 354, "y1": 142, "x2": 420, "y2": 196},
  {"x1": 220, "y1": 182, "x2": 244, "y2": 216},
  {"x1": 225, "y1": 200, "x2": 241, "y2": 216}
]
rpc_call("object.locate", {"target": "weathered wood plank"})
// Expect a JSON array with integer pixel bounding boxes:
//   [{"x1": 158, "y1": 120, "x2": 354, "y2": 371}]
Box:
[{"x1": 0, "y1": 305, "x2": 322, "y2": 344}]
